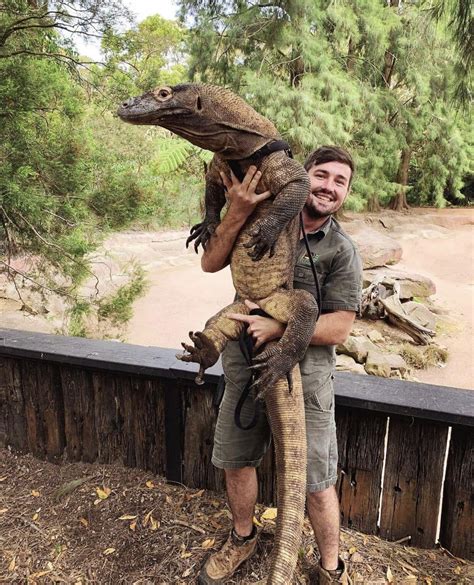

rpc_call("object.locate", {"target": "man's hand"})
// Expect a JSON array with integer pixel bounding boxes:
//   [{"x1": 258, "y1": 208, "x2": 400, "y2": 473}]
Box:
[
  {"x1": 220, "y1": 166, "x2": 272, "y2": 223},
  {"x1": 228, "y1": 300, "x2": 285, "y2": 349}
]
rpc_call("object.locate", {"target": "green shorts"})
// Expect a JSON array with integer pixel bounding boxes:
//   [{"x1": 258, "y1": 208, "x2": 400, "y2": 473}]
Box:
[{"x1": 212, "y1": 342, "x2": 338, "y2": 492}]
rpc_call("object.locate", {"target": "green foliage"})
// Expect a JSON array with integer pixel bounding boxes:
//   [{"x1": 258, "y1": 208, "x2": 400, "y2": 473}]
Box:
[{"x1": 97, "y1": 264, "x2": 147, "y2": 326}]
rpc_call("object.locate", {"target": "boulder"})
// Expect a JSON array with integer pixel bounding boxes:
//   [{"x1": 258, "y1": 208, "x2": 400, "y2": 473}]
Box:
[
  {"x1": 336, "y1": 354, "x2": 368, "y2": 375},
  {"x1": 363, "y1": 267, "x2": 436, "y2": 299},
  {"x1": 385, "y1": 353, "x2": 410, "y2": 376},
  {"x1": 364, "y1": 351, "x2": 392, "y2": 378},
  {"x1": 346, "y1": 226, "x2": 403, "y2": 269},
  {"x1": 337, "y1": 335, "x2": 378, "y2": 363},
  {"x1": 402, "y1": 301, "x2": 438, "y2": 330},
  {"x1": 367, "y1": 329, "x2": 384, "y2": 343}
]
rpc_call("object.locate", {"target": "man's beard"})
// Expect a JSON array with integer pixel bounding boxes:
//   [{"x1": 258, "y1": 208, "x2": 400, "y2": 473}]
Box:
[{"x1": 305, "y1": 189, "x2": 339, "y2": 219}]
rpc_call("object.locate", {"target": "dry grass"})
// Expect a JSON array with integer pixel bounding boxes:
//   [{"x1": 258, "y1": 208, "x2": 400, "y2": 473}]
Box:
[
  {"x1": 400, "y1": 343, "x2": 449, "y2": 370},
  {"x1": 0, "y1": 449, "x2": 471, "y2": 584}
]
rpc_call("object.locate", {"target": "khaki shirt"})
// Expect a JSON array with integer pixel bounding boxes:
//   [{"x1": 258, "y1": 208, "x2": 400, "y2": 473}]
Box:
[{"x1": 295, "y1": 217, "x2": 362, "y2": 390}]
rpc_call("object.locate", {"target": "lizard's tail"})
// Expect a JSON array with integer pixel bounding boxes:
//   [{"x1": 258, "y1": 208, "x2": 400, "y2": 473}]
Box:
[{"x1": 265, "y1": 366, "x2": 307, "y2": 584}]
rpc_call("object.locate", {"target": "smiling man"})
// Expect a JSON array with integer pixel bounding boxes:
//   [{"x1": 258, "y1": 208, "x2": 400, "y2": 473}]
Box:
[{"x1": 199, "y1": 146, "x2": 362, "y2": 585}]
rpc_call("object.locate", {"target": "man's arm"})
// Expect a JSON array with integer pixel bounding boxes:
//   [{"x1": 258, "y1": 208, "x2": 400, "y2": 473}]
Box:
[
  {"x1": 201, "y1": 167, "x2": 271, "y2": 273},
  {"x1": 229, "y1": 300, "x2": 355, "y2": 348}
]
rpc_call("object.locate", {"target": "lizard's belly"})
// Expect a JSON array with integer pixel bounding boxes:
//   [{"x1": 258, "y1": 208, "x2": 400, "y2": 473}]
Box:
[{"x1": 230, "y1": 225, "x2": 295, "y2": 300}]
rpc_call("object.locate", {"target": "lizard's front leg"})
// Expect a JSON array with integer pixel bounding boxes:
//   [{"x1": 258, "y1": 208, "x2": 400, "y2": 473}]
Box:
[
  {"x1": 176, "y1": 300, "x2": 250, "y2": 384},
  {"x1": 186, "y1": 160, "x2": 226, "y2": 252}
]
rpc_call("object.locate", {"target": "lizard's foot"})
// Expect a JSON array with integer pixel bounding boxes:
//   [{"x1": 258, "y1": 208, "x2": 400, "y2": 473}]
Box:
[
  {"x1": 243, "y1": 218, "x2": 280, "y2": 261},
  {"x1": 186, "y1": 220, "x2": 219, "y2": 253},
  {"x1": 249, "y1": 347, "x2": 296, "y2": 399},
  {"x1": 176, "y1": 331, "x2": 220, "y2": 384}
]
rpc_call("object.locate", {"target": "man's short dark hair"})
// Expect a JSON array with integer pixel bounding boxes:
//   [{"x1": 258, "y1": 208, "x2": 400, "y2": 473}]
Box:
[{"x1": 304, "y1": 146, "x2": 355, "y2": 183}]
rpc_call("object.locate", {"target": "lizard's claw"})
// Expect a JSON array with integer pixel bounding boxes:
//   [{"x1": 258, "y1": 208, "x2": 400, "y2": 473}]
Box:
[
  {"x1": 176, "y1": 330, "x2": 220, "y2": 372},
  {"x1": 186, "y1": 220, "x2": 219, "y2": 253},
  {"x1": 244, "y1": 221, "x2": 279, "y2": 261}
]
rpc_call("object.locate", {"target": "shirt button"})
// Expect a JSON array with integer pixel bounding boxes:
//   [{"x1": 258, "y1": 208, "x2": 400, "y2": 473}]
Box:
[{"x1": 296, "y1": 271, "x2": 304, "y2": 277}]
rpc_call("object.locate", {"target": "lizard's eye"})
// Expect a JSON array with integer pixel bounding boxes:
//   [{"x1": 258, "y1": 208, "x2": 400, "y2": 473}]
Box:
[{"x1": 157, "y1": 88, "x2": 171, "y2": 99}]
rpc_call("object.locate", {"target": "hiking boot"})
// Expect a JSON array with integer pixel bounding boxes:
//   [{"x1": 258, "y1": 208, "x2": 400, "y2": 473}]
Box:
[
  {"x1": 198, "y1": 527, "x2": 258, "y2": 584},
  {"x1": 312, "y1": 558, "x2": 351, "y2": 584}
]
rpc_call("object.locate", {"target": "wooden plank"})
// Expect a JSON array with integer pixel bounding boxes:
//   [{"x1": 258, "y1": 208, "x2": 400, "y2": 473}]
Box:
[
  {"x1": 60, "y1": 366, "x2": 97, "y2": 462},
  {"x1": 257, "y1": 446, "x2": 276, "y2": 506},
  {"x1": 379, "y1": 416, "x2": 448, "y2": 547},
  {"x1": 20, "y1": 361, "x2": 65, "y2": 461},
  {"x1": 92, "y1": 371, "x2": 123, "y2": 463},
  {"x1": 336, "y1": 407, "x2": 386, "y2": 533},
  {"x1": 440, "y1": 425, "x2": 473, "y2": 560},
  {"x1": 0, "y1": 357, "x2": 27, "y2": 451},
  {"x1": 125, "y1": 377, "x2": 166, "y2": 476},
  {"x1": 181, "y1": 380, "x2": 223, "y2": 492},
  {"x1": 164, "y1": 379, "x2": 184, "y2": 483}
]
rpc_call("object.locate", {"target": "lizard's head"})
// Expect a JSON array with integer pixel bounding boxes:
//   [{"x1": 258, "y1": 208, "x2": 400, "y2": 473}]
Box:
[{"x1": 117, "y1": 83, "x2": 278, "y2": 158}]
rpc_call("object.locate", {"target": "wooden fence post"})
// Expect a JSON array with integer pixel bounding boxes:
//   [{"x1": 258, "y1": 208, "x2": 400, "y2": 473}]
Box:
[
  {"x1": 379, "y1": 416, "x2": 448, "y2": 547},
  {"x1": 336, "y1": 406, "x2": 387, "y2": 533},
  {"x1": 440, "y1": 425, "x2": 473, "y2": 560}
]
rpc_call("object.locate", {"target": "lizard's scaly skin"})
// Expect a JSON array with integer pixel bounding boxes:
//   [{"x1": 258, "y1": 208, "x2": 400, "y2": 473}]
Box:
[{"x1": 118, "y1": 84, "x2": 319, "y2": 584}]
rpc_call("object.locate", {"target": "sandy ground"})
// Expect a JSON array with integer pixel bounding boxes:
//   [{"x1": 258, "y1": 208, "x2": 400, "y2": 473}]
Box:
[
  {"x1": 1, "y1": 209, "x2": 473, "y2": 390},
  {"x1": 126, "y1": 209, "x2": 473, "y2": 390}
]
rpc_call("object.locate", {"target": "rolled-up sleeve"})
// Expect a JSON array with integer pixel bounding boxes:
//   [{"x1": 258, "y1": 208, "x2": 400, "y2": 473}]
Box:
[{"x1": 321, "y1": 244, "x2": 362, "y2": 313}]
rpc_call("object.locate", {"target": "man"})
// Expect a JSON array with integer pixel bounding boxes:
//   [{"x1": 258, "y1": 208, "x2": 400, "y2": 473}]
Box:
[{"x1": 199, "y1": 146, "x2": 362, "y2": 585}]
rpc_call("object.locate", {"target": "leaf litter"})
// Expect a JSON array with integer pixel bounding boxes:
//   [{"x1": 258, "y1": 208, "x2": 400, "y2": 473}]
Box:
[{"x1": 0, "y1": 449, "x2": 472, "y2": 584}]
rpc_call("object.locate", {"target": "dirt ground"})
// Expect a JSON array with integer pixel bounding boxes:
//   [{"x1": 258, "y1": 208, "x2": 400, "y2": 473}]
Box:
[{"x1": 1, "y1": 449, "x2": 472, "y2": 584}]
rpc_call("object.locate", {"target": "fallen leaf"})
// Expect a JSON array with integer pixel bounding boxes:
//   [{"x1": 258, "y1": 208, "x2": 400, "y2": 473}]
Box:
[
  {"x1": 0, "y1": 508, "x2": 8, "y2": 514},
  {"x1": 351, "y1": 552, "x2": 364, "y2": 563},
  {"x1": 103, "y1": 548, "x2": 116, "y2": 556},
  {"x1": 32, "y1": 513, "x2": 39, "y2": 521},
  {"x1": 129, "y1": 521, "x2": 137, "y2": 531},
  {"x1": 29, "y1": 570, "x2": 52, "y2": 579},
  {"x1": 79, "y1": 517, "x2": 88, "y2": 527},
  {"x1": 453, "y1": 566, "x2": 462, "y2": 575},
  {"x1": 165, "y1": 495, "x2": 172, "y2": 504},
  {"x1": 349, "y1": 546, "x2": 357, "y2": 555},
  {"x1": 8, "y1": 558, "x2": 15, "y2": 572},
  {"x1": 186, "y1": 489, "x2": 205, "y2": 500},
  {"x1": 182, "y1": 567, "x2": 192, "y2": 578},
  {"x1": 150, "y1": 516, "x2": 160, "y2": 531},
  {"x1": 202, "y1": 538, "x2": 215, "y2": 549},
  {"x1": 253, "y1": 516, "x2": 263, "y2": 527},
  {"x1": 261, "y1": 507, "x2": 278, "y2": 521},
  {"x1": 306, "y1": 545, "x2": 314, "y2": 559},
  {"x1": 181, "y1": 552, "x2": 192, "y2": 559},
  {"x1": 143, "y1": 510, "x2": 152, "y2": 527},
  {"x1": 118, "y1": 514, "x2": 137, "y2": 521},
  {"x1": 96, "y1": 487, "x2": 111, "y2": 500},
  {"x1": 386, "y1": 566, "x2": 394, "y2": 583},
  {"x1": 54, "y1": 476, "x2": 93, "y2": 500},
  {"x1": 0, "y1": 476, "x2": 8, "y2": 482},
  {"x1": 146, "y1": 480, "x2": 154, "y2": 489},
  {"x1": 31, "y1": 490, "x2": 40, "y2": 497}
]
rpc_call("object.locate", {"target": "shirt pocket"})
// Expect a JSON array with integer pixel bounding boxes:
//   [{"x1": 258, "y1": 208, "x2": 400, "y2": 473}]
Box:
[{"x1": 294, "y1": 264, "x2": 327, "y2": 288}]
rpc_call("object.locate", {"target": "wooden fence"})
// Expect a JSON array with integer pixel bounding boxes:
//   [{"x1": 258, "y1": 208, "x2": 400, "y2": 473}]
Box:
[{"x1": 0, "y1": 328, "x2": 472, "y2": 560}]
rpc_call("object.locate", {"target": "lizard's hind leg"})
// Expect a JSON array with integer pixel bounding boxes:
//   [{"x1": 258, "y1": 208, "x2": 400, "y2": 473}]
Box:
[
  {"x1": 176, "y1": 300, "x2": 250, "y2": 384},
  {"x1": 251, "y1": 289, "x2": 318, "y2": 396}
]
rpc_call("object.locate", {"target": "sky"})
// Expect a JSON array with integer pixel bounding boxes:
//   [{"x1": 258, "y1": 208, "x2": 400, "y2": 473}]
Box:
[{"x1": 75, "y1": 1, "x2": 179, "y2": 60}]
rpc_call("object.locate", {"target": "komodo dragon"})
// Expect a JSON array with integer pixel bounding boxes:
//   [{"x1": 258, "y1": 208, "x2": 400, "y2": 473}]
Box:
[{"x1": 118, "y1": 83, "x2": 319, "y2": 584}]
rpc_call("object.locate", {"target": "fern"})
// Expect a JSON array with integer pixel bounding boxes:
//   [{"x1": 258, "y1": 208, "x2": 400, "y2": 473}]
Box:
[{"x1": 154, "y1": 136, "x2": 214, "y2": 174}]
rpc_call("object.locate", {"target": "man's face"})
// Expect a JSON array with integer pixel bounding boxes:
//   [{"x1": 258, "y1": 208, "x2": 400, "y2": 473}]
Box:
[{"x1": 305, "y1": 161, "x2": 352, "y2": 219}]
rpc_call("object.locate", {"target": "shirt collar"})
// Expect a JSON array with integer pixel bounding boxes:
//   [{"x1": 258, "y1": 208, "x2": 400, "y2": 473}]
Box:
[{"x1": 304, "y1": 217, "x2": 332, "y2": 242}]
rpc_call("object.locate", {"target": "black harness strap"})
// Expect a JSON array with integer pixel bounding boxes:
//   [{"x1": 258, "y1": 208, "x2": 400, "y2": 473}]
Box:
[{"x1": 227, "y1": 140, "x2": 293, "y2": 182}]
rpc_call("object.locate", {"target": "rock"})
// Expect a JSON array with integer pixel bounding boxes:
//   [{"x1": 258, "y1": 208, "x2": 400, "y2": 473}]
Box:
[
  {"x1": 347, "y1": 226, "x2": 403, "y2": 269},
  {"x1": 336, "y1": 354, "x2": 368, "y2": 375},
  {"x1": 363, "y1": 267, "x2": 436, "y2": 299},
  {"x1": 337, "y1": 335, "x2": 378, "y2": 363},
  {"x1": 402, "y1": 301, "x2": 438, "y2": 330},
  {"x1": 367, "y1": 329, "x2": 384, "y2": 343},
  {"x1": 364, "y1": 351, "x2": 391, "y2": 377},
  {"x1": 385, "y1": 353, "x2": 410, "y2": 376}
]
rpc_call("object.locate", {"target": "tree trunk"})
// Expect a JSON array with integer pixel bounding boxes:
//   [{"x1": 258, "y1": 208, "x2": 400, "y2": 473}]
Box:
[
  {"x1": 347, "y1": 36, "x2": 356, "y2": 72},
  {"x1": 390, "y1": 148, "x2": 411, "y2": 210},
  {"x1": 367, "y1": 195, "x2": 381, "y2": 212}
]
